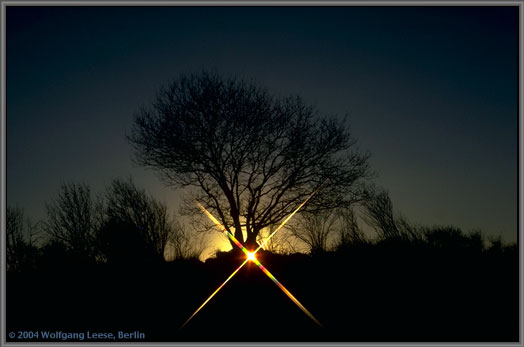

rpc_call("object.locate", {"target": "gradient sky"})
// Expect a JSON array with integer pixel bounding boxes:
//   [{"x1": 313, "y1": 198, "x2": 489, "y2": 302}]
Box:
[{"x1": 7, "y1": 6, "x2": 518, "y2": 245}]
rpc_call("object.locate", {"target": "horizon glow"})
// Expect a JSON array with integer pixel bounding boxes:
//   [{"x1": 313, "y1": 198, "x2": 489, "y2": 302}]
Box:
[{"x1": 182, "y1": 187, "x2": 324, "y2": 328}]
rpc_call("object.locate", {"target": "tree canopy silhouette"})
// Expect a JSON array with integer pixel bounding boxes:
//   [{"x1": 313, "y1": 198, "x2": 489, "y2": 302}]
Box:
[{"x1": 129, "y1": 71, "x2": 370, "y2": 250}]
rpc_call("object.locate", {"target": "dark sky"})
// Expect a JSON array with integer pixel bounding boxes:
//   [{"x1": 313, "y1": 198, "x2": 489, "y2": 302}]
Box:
[{"x1": 7, "y1": 6, "x2": 518, "y2": 244}]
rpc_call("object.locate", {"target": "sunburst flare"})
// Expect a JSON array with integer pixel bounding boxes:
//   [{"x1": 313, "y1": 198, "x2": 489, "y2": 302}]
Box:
[{"x1": 182, "y1": 188, "x2": 324, "y2": 329}]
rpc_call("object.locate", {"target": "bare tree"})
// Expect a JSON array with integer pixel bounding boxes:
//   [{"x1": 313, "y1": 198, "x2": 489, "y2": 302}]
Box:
[
  {"x1": 396, "y1": 214, "x2": 421, "y2": 241},
  {"x1": 287, "y1": 211, "x2": 339, "y2": 254},
  {"x1": 129, "y1": 71, "x2": 370, "y2": 251},
  {"x1": 362, "y1": 188, "x2": 400, "y2": 240},
  {"x1": 6, "y1": 206, "x2": 40, "y2": 272},
  {"x1": 287, "y1": 206, "x2": 368, "y2": 254},
  {"x1": 7, "y1": 206, "x2": 25, "y2": 247},
  {"x1": 165, "y1": 220, "x2": 208, "y2": 261},
  {"x1": 362, "y1": 188, "x2": 420, "y2": 241},
  {"x1": 103, "y1": 178, "x2": 175, "y2": 260},
  {"x1": 256, "y1": 225, "x2": 299, "y2": 255},
  {"x1": 44, "y1": 183, "x2": 101, "y2": 259},
  {"x1": 335, "y1": 206, "x2": 367, "y2": 248}
]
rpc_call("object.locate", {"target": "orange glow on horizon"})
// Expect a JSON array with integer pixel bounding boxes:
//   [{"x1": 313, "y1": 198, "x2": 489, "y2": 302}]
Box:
[{"x1": 182, "y1": 185, "x2": 325, "y2": 329}]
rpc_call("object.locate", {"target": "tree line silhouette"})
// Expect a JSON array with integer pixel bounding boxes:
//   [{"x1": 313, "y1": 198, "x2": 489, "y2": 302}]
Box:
[
  {"x1": 7, "y1": 178, "x2": 206, "y2": 274},
  {"x1": 7, "y1": 179, "x2": 517, "y2": 341},
  {"x1": 8, "y1": 179, "x2": 515, "y2": 273}
]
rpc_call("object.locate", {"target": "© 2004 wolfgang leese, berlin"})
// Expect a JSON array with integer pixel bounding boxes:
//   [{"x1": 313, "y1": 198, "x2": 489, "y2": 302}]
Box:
[{"x1": 9, "y1": 330, "x2": 146, "y2": 341}]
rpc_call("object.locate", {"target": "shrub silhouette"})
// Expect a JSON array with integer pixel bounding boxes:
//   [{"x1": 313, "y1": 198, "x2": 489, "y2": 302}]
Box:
[
  {"x1": 38, "y1": 240, "x2": 72, "y2": 270},
  {"x1": 423, "y1": 226, "x2": 484, "y2": 252},
  {"x1": 96, "y1": 219, "x2": 161, "y2": 265}
]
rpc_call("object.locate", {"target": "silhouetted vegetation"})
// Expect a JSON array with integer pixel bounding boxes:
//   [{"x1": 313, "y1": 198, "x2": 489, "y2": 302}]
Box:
[
  {"x1": 6, "y1": 206, "x2": 40, "y2": 273},
  {"x1": 102, "y1": 178, "x2": 173, "y2": 261},
  {"x1": 44, "y1": 183, "x2": 101, "y2": 261},
  {"x1": 287, "y1": 210, "x2": 339, "y2": 255},
  {"x1": 336, "y1": 206, "x2": 367, "y2": 248},
  {"x1": 363, "y1": 187, "x2": 420, "y2": 241},
  {"x1": 7, "y1": 194, "x2": 518, "y2": 341},
  {"x1": 6, "y1": 72, "x2": 518, "y2": 342}
]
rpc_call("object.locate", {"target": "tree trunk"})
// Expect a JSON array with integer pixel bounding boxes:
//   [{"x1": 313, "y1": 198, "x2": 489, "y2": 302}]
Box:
[
  {"x1": 244, "y1": 229, "x2": 259, "y2": 252},
  {"x1": 227, "y1": 226, "x2": 245, "y2": 252}
]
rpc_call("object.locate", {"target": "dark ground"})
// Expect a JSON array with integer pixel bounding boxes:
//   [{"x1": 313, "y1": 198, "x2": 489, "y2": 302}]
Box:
[{"x1": 7, "y1": 242, "x2": 519, "y2": 342}]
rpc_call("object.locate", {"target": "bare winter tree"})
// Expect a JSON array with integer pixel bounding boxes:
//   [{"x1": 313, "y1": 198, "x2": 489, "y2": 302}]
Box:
[
  {"x1": 287, "y1": 211, "x2": 339, "y2": 254},
  {"x1": 165, "y1": 220, "x2": 208, "y2": 261},
  {"x1": 256, "y1": 225, "x2": 299, "y2": 255},
  {"x1": 129, "y1": 71, "x2": 370, "y2": 251},
  {"x1": 335, "y1": 206, "x2": 367, "y2": 247},
  {"x1": 103, "y1": 178, "x2": 174, "y2": 260},
  {"x1": 362, "y1": 188, "x2": 419, "y2": 241},
  {"x1": 7, "y1": 206, "x2": 40, "y2": 272},
  {"x1": 44, "y1": 183, "x2": 102, "y2": 259}
]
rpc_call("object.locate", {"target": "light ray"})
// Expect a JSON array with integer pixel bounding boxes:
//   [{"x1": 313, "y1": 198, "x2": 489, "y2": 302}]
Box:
[
  {"x1": 183, "y1": 188, "x2": 324, "y2": 329},
  {"x1": 250, "y1": 257, "x2": 323, "y2": 327},
  {"x1": 181, "y1": 259, "x2": 249, "y2": 329},
  {"x1": 255, "y1": 183, "x2": 324, "y2": 254},
  {"x1": 192, "y1": 198, "x2": 250, "y2": 256}
]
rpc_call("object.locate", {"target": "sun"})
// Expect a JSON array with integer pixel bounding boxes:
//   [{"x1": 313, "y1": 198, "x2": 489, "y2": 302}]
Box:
[{"x1": 246, "y1": 252, "x2": 256, "y2": 262}]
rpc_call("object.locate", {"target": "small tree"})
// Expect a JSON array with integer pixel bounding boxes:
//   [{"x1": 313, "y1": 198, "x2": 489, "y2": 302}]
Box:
[
  {"x1": 362, "y1": 188, "x2": 422, "y2": 242},
  {"x1": 103, "y1": 178, "x2": 174, "y2": 260},
  {"x1": 362, "y1": 188, "x2": 400, "y2": 240},
  {"x1": 335, "y1": 206, "x2": 367, "y2": 248},
  {"x1": 7, "y1": 206, "x2": 40, "y2": 272},
  {"x1": 44, "y1": 183, "x2": 101, "y2": 260},
  {"x1": 288, "y1": 211, "x2": 339, "y2": 254},
  {"x1": 256, "y1": 225, "x2": 299, "y2": 255},
  {"x1": 165, "y1": 220, "x2": 208, "y2": 261}
]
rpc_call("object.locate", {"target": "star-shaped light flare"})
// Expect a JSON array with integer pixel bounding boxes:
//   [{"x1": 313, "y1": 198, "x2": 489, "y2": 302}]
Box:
[{"x1": 181, "y1": 186, "x2": 324, "y2": 329}]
